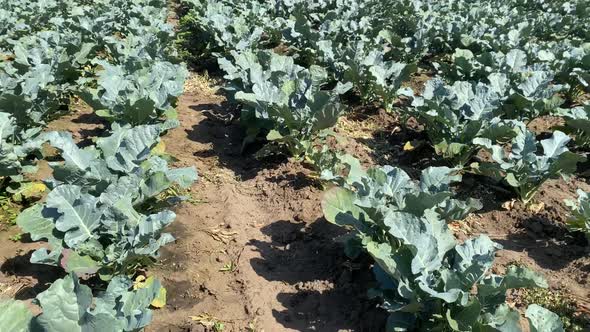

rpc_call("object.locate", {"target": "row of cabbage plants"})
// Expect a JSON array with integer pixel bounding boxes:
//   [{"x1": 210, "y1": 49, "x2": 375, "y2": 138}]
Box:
[
  {"x1": 0, "y1": 1, "x2": 195, "y2": 330},
  {"x1": 179, "y1": 0, "x2": 588, "y2": 201}
]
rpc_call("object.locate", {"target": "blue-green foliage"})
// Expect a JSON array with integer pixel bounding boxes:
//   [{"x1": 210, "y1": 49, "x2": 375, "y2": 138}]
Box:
[
  {"x1": 178, "y1": 0, "x2": 588, "y2": 169},
  {"x1": 321, "y1": 162, "x2": 564, "y2": 331},
  {"x1": 3, "y1": 2, "x2": 190, "y2": 331},
  {"x1": 0, "y1": 273, "x2": 164, "y2": 332},
  {"x1": 474, "y1": 127, "x2": 586, "y2": 203},
  {"x1": 565, "y1": 190, "x2": 590, "y2": 241},
  {"x1": 556, "y1": 104, "x2": 590, "y2": 149},
  {"x1": 0, "y1": 0, "x2": 188, "y2": 187},
  {"x1": 17, "y1": 125, "x2": 197, "y2": 280},
  {"x1": 219, "y1": 50, "x2": 351, "y2": 155}
]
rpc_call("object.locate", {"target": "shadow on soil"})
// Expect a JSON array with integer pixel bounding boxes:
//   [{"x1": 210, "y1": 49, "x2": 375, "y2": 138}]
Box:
[
  {"x1": 248, "y1": 218, "x2": 386, "y2": 332},
  {"x1": 496, "y1": 216, "x2": 589, "y2": 271},
  {"x1": 263, "y1": 170, "x2": 320, "y2": 191},
  {"x1": 184, "y1": 101, "x2": 287, "y2": 180},
  {"x1": 49, "y1": 108, "x2": 108, "y2": 147},
  {"x1": 357, "y1": 125, "x2": 443, "y2": 176},
  {"x1": 1, "y1": 250, "x2": 64, "y2": 300},
  {"x1": 456, "y1": 174, "x2": 516, "y2": 214},
  {"x1": 71, "y1": 111, "x2": 106, "y2": 125},
  {"x1": 343, "y1": 108, "x2": 444, "y2": 175}
]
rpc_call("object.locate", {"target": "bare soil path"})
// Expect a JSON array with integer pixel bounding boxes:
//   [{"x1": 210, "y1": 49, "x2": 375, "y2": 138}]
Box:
[{"x1": 147, "y1": 80, "x2": 383, "y2": 331}]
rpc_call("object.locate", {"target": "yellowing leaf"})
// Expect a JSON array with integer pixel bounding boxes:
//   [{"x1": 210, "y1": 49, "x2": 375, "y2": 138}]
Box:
[
  {"x1": 22, "y1": 182, "x2": 47, "y2": 197},
  {"x1": 152, "y1": 141, "x2": 167, "y2": 155},
  {"x1": 133, "y1": 275, "x2": 146, "y2": 290},
  {"x1": 191, "y1": 313, "x2": 224, "y2": 330},
  {"x1": 403, "y1": 141, "x2": 415, "y2": 151},
  {"x1": 528, "y1": 202, "x2": 545, "y2": 213},
  {"x1": 266, "y1": 129, "x2": 283, "y2": 141},
  {"x1": 151, "y1": 287, "x2": 167, "y2": 308},
  {"x1": 10, "y1": 182, "x2": 47, "y2": 202},
  {"x1": 95, "y1": 109, "x2": 114, "y2": 119},
  {"x1": 502, "y1": 199, "x2": 516, "y2": 211},
  {"x1": 132, "y1": 276, "x2": 166, "y2": 308}
]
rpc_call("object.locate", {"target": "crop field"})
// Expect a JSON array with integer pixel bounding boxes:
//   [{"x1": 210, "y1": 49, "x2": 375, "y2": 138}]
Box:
[{"x1": 0, "y1": 0, "x2": 589, "y2": 331}]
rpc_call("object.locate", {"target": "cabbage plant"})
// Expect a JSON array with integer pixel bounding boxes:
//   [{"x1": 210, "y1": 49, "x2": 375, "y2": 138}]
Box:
[
  {"x1": 407, "y1": 78, "x2": 517, "y2": 166},
  {"x1": 565, "y1": 190, "x2": 590, "y2": 241},
  {"x1": 556, "y1": 104, "x2": 590, "y2": 149},
  {"x1": 322, "y1": 165, "x2": 482, "y2": 256},
  {"x1": 17, "y1": 124, "x2": 197, "y2": 280},
  {"x1": 0, "y1": 273, "x2": 164, "y2": 332},
  {"x1": 220, "y1": 50, "x2": 351, "y2": 156},
  {"x1": 474, "y1": 127, "x2": 586, "y2": 203},
  {"x1": 330, "y1": 41, "x2": 415, "y2": 109},
  {"x1": 442, "y1": 48, "x2": 565, "y2": 121},
  {"x1": 322, "y1": 164, "x2": 563, "y2": 331},
  {"x1": 0, "y1": 113, "x2": 45, "y2": 178},
  {"x1": 78, "y1": 59, "x2": 187, "y2": 126}
]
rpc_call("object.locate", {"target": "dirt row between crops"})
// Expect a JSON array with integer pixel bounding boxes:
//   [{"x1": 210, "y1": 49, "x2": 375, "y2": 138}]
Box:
[
  {"x1": 0, "y1": 74, "x2": 589, "y2": 331},
  {"x1": 139, "y1": 80, "x2": 388, "y2": 331}
]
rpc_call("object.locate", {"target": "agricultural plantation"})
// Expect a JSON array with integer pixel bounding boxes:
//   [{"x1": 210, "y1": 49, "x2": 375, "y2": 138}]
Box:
[{"x1": 0, "y1": 0, "x2": 589, "y2": 331}]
